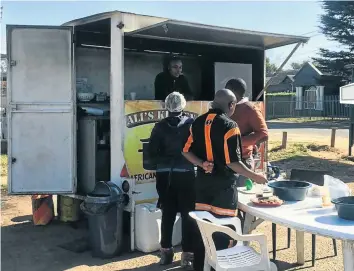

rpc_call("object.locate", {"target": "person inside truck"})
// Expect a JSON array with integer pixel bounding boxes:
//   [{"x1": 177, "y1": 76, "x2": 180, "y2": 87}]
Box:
[
  {"x1": 225, "y1": 78, "x2": 268, "y2": 177},
  {"x1": 148, "y1": 92, "x2": 196, "y2": 269},
  {"x1": 182, "y1": 88, "x2": 268, "y2": 271},
  {"x1": 154, "y1": 56, "x2": 194, "y2": 101}
]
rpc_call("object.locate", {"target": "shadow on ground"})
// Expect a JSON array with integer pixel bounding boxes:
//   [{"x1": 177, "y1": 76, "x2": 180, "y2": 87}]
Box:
[
  {"x1": 1, "y1": 215, "x2": 340, "y2": 271},
  {"x1": 1, "y1": 219, "x2": 148, "y2": 271}
]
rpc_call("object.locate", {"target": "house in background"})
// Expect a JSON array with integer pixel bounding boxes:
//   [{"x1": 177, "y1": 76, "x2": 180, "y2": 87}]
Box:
[
  {"x1": 266, "y1": 70, "x2": 297, "y2": 93},
  {"x1": 266, "y1": 62, "x2": 347, "y2": 118},
  {"x1": 293, "y1": 62, "x2": 343, "y2": 111}
]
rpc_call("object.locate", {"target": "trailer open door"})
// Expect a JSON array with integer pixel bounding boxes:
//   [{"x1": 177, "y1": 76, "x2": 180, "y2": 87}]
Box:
[{"x1": 7, "y1": 26, "x2": 76, "y2": 194}]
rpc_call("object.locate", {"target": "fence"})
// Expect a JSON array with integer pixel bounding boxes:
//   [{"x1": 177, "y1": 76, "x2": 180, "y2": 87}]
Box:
[{"x1": 266, "y1": 95, "x2": 351, "y2": 120}]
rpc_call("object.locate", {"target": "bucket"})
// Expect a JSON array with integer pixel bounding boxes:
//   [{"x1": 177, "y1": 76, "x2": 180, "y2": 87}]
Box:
[
  {"x1": 32, "y1": 195, "x2": 54, "y2": 226},
  {"x1": 57, "y1": 196, "x2": 81, "y2": 222}
]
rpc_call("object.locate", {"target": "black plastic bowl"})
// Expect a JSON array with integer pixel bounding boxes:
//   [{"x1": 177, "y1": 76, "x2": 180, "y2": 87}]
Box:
[
  {"x1": 331, "y1": 196, "x2": 354, "y2": 221},
  {"x1": 267, "y1": 180, "x2": 311, "y2": 201}
]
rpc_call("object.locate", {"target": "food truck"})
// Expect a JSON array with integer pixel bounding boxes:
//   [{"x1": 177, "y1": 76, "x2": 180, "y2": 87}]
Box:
[{"x1": 6, "y1": 11, "x2": 309, "y2": 251}]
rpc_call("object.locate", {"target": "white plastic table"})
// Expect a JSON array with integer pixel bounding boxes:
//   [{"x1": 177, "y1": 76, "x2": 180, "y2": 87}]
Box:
[{"x1": 238, "y1": 192, "x2": 354, "y2": 271}]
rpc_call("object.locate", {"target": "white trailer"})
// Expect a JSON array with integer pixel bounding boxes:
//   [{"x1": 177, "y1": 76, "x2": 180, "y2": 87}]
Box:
[{"x1": 6, "y1": 11, "x2": 309, "y2": 251}]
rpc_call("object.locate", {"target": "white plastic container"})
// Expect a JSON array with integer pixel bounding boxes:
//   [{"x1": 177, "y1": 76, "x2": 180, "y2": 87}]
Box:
[
  {"x1": 135, "y1": 203, "x2": 182, "y2": 253},
  {"x1": 324, "y1": 175, "x2": 351, "y2": 200}
]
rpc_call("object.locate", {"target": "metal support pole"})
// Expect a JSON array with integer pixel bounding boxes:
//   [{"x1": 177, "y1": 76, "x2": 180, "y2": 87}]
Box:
[
  {"x1": 110, "y1": 13, "x2": 125, "y2": 182},
  {"x1": 256, "y1": 42, "x2": 303, "y2": 101}
]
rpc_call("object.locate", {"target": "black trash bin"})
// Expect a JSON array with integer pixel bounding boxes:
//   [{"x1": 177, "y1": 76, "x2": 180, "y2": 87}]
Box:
[{"x1": 81, "y1": 181, "x2": 124, "y2": 258}]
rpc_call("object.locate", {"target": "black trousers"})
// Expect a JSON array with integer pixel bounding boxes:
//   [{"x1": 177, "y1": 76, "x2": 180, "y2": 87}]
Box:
[{"x1": 156, "y1": 171, "x2": 196, "y2": 252}]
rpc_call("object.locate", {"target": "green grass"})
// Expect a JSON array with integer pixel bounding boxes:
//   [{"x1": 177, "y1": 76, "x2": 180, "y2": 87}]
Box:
[
  {"x1": 268, "y1": 142, "x2": 310, "y2": 161},
  {"x1": 268, "y1": 141, "x2": 341, "y2": 162}
]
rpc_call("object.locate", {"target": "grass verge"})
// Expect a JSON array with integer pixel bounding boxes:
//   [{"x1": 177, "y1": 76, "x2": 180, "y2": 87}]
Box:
[{"x1": 268, "y1": 141, "x2": 341, "y2": 162}]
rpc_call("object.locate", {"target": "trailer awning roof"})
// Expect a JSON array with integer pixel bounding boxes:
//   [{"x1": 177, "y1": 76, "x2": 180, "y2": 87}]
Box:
[
  {"x1": 63, "y1": 11, "x2": 309, "y2": 50},
  {"x1": 126, "y1": 20, "x2": 309, "y2": 50}
]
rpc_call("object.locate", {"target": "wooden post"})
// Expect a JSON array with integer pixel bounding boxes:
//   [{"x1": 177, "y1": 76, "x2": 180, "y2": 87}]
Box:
[
  {"x1": 331, "y1": 128, "x2": 337, "y2": 148},
  {"x1": 282, "y1": 132, "x2": 288, "y2": 149}
]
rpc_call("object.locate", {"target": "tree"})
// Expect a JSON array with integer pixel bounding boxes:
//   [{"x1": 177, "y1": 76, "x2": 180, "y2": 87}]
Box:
[
  {"x1": 290, "y1": 60, "x2": 308, "y2": 70},
  {"x1": 0, "y1": 59, "x2": 6, "y2": 74},
  {"x1": 312, "y1": 1, "x2": 354, "y2": 82},
  {"x1": 266, "y1": 57, "x2": 278, "y2": 76},
  {"x1": 0, "y1": 54, "x2": 6, "y2": 74}
]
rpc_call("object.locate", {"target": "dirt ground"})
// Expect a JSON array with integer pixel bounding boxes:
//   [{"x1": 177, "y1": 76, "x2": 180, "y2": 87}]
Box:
[
  {"x1": 1, "y1": 188, "x2": 352, "y2": 271},
  {"x1": 2, "y1": 134, "x2": 354, "y2": 270}
]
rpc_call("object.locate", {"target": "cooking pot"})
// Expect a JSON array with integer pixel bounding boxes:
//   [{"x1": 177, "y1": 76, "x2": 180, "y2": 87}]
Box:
[
  {"x1": 331, "y1": 196, "x2": 354, "y2": 221},
  {"x1": 138, "y1": 138, "x2": 156, "y2": 171},
  {"x1": 268, "y1": 180, "x2": 311, "y2": 201}
]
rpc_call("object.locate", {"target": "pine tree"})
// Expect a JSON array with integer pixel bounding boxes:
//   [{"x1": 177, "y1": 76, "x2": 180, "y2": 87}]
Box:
[{"x1": 312, "y1": 1, "x2": 354, "y2": 82}]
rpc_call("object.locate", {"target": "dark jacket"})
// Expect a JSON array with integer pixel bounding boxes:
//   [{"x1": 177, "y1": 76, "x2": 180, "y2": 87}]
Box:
[
  {"x1": 154, "y1": 72, "x2": 194, "y2": 101},
  {"x1": 148, "y1": 113, "x2": 195, "y2": 172}
]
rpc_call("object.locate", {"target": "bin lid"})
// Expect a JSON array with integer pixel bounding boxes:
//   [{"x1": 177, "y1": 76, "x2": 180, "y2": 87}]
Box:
[{"x1": 85, "y1": 181, "x2": 124, "y2": 204}]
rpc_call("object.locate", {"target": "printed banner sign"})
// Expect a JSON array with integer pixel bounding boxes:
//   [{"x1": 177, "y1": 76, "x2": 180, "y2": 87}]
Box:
[{"x1": 124, "y1": 101, "x2": 265, "y2": 184}]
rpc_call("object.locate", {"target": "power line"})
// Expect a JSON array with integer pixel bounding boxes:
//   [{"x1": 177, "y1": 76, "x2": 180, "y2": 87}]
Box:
[{"x1": 300, "y1": 30, "x2": 319, "y2": 36}]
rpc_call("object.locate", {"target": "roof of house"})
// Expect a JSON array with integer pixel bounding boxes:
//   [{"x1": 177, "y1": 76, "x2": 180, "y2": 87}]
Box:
[
  {"x1": 267, "y1": 62, "x2": 335, "y2": 87},
  {"x1": 293, "y1": 62, "x2": 323, "y2": 79},
  {"x1": 267, "y1": 70, "x2": 297, "y2": 86},
  {"x1": 287, "y1": 75, "x2": 295, "y2": 81}
]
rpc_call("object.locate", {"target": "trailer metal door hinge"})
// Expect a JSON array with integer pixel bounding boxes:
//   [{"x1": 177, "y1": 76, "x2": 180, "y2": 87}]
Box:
[{"x1": 10, "y1": 60, "x2": 17, "y2": 66}]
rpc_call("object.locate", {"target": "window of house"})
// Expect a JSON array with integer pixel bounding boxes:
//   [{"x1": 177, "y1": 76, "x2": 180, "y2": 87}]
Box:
[{"x1": 304, "y1": 86, "x2": 317, "y2": 109}]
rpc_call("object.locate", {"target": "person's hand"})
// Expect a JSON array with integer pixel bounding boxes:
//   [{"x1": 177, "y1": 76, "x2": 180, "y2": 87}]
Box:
[
  {"x1": 202, "y1": 161, "x2": 214, "y2": 173},
  {"x1": 253, "y1": 173, "x2": 268, "y2": 184}
]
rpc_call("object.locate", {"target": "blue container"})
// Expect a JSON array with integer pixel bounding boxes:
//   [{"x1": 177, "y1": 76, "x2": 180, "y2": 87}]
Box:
[{"x1": 268, "y1": 181, "x2": 311, "y2": 201}]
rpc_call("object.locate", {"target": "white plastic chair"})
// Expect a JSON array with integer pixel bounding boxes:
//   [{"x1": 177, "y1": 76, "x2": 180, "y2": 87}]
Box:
[{"x1": 189, "y1": 211, "x2": 277, "y2": 271}]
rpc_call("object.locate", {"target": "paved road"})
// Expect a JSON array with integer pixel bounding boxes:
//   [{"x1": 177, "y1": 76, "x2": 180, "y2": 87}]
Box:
[{"x1": 267, "y1": 121, "x2": 349, "y2": 149}]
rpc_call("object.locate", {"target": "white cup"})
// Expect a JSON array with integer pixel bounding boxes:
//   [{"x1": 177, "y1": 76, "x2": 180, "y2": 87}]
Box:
[{"x1": 130, "y1": 92, "x2": 137, "y2": 100}]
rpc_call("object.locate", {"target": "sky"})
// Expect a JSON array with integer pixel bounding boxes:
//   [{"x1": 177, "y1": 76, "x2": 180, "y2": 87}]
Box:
[{"x1": 0, "y1": 0, "x2": 344, "y2": 69}]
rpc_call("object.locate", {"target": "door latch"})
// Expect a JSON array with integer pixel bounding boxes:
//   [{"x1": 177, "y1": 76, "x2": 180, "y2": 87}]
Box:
[
  {"x1": 10, "y1": 60, "x2": 17, "y2": 67},
  {"x1": 11, "y1": 158, "x2": 16, "y2": 164}
]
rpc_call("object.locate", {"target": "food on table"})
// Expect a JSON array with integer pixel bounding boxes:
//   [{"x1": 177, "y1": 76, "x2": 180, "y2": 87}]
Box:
[
  {"x1": 258, "y1": 196, "x2": 283, "y2": 204},
  {"x1": 252, "y1": 195, "x2": 283, "y2": 206}
]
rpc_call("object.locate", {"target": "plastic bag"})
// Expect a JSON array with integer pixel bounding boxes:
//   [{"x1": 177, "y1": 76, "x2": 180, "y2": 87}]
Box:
[{"x1": 323, "y1": 175, "x2": 351, "y2": 200}]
